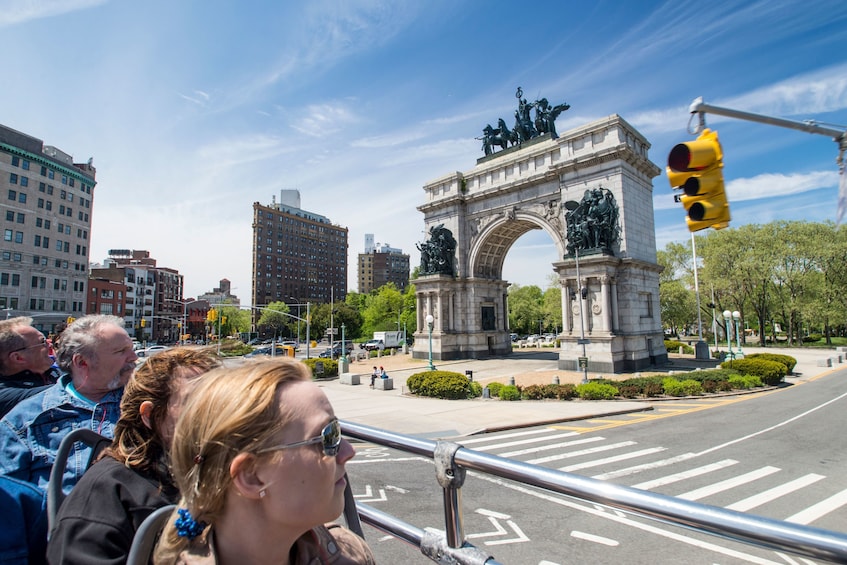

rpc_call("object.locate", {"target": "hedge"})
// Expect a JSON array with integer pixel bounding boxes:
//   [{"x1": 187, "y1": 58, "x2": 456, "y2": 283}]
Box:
[
  {"x1": 744, "y1": 353, "x2": 796, "y2": 374},
  {"x1": 301, "y1": 357, "x2": 338, "y2": 378},
  {"x1": 664, "y1": 340, "x2": 695, "y2": 355},
  {"x1": 720, "y1": 357, "x2": 786, "y2": 385},
  {"x1": 405, "y1": 370, "x2": 477, "y2": 399}
]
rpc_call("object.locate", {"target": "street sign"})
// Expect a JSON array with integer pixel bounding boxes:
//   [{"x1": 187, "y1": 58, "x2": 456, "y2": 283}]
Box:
[
  {"x1": 578, "y1": 357, "x2": 589, "y2": 369},
  {"x1": 577, "y1": 339, "x2": 590, "y2": 345},
  {"x1": 325, "y1": 328, "x2": 338, "y2": 335}
]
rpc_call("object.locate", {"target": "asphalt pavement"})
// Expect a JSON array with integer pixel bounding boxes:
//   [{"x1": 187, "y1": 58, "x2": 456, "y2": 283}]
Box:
[{"x1": 317, "y1": 346, "x2": 845, "y2": 439}]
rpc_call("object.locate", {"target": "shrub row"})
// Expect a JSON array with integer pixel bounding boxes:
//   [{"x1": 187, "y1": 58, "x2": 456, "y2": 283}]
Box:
[
  {"x1": 719, "y1": 357, "x2": 787, "y2": 386},
  {"x1": 301, "y1": 357, "x2": 339, "y2": 378},
  {"x1": 405, "y1": 364, "x2": 793, "y2": 400}
]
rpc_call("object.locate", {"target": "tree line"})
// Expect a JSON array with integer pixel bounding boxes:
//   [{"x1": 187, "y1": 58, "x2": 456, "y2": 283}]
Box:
[{"x1": 659, "y1": 220, "x2": 847, "y2": 346}]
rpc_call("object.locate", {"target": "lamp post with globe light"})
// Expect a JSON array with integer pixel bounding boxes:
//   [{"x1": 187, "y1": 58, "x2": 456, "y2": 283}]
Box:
[
  {"x1": 426, "y1": 314, "x2": 435, "y2": 371},
  {"x1": 722, "y1": 310, "x2": 735, "y2": 362}
]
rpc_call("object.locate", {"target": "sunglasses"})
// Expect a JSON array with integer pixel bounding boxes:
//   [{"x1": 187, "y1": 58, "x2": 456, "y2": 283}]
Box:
[
  {"x1": 257, "y1": 418, "x2": 342, "y2": 458},
  {"x1": 11, "y1": 336, "x2": 48, "y2": 353}
]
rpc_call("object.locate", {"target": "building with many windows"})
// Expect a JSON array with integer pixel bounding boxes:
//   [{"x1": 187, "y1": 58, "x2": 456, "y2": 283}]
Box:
[
  {"x1": 357, "y1": 233, "x2": 410, "y2": 294},
  {"x1": 0, "y1": 124, "x2": 95, "y2": 334},
  {"x1": 89, "y1": 249, "x2": 184, "y2": 343},
  {"x1": 252, "y1": 190, "x2": 347, "y2": 315}
]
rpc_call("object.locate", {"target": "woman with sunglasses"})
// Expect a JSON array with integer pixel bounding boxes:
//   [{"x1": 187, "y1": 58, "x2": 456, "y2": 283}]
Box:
[{"x1": 154, "y1": 358, "x2": 374, "y2": 565}]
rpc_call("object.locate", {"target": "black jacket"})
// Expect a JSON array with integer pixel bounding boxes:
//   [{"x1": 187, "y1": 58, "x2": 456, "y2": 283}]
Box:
[
  {"x1": 0, "y1": 369, "x2": 58, "y2": 419},
  {"x1": 46, "y1": 455, "x2": 179, "y2": 565}
]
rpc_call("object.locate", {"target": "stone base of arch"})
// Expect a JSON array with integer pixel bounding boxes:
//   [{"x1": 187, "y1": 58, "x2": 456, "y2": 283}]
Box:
[
  {"x1": 554, "y1": 254, "x2": 667, "y2": 373},
  {"x1": 413, "y1": 275, "x2": 512, "y2": 361}
]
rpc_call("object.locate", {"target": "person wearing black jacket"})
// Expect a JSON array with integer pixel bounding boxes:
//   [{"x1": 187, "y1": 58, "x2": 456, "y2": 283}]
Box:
[
  {"x1": 0, "y1": 317, "x2": 59, "y2": 418},
  {"x1": 46, "y1": 348, "x2": 220, "y2": 565}
]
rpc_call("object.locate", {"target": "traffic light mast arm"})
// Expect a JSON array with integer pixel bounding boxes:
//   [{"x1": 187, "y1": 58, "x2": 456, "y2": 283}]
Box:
[{"x1": 689, "y1": 97, "x2": 847, "y2": 151}]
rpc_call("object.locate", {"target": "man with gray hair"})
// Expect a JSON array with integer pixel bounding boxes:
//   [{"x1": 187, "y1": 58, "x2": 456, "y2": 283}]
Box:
[
  {"x1": 0, "y1": 317, "x2": 60, "y2": 418},
  {"x1": 0, "y1": 315, "x2": 138, "y2": 492}
]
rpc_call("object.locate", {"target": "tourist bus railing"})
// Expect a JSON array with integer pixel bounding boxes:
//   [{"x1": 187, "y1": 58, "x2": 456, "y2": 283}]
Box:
[{"x1": 341, "y1": 420, "x2": 847, "y2": 564}]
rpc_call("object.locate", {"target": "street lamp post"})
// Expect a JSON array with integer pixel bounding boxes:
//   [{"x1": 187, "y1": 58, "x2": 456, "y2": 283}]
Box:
[
  {"x1": 723, "y1": 310, "x2": 734, "y2": 362},
  {"x1": 426, "y1": 314, "x2": 435, "y2": 371},
  {"x1": 732, "y1": 311, "x2": 744, "y2": 358},
  {"x1": 289, "y1": 297, "x2": 302, "y2": 345}
]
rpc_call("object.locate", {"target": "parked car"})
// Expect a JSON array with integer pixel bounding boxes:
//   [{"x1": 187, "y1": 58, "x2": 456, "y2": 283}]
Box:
[
  {"x1": 331, "y1": 341, "x2": 355, "y2": 353},
  {"x1": 363, "y1": 339, "x2": 384, "y2": 351},
  {"x1": 319, "y1": 346, "x2": 346, "y2": 359},
  {"x1": 137, "y1": 345, "x2": 170, "y2": 358},
  {"x1": 280, "y1": 340, "x2": 299, "y2": 351},
  {"x1": 244, "y1": 345, "x2": 287, "y2": 358}
]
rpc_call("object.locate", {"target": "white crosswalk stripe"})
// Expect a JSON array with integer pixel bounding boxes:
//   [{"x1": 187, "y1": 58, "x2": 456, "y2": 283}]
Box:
[
  {"x1": 677, "y1": 467, "x2": 781, "y2": 501},
  {"x1": 631, "y1": 459, "x2": 739, "y2": 490},
  {"x1": 726, "y1": 474, "x2": 825, "y2": 512}
]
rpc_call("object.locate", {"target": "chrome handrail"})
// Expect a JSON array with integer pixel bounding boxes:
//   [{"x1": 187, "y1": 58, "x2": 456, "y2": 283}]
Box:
[{"x1": 342, "y1": 420, "x2": 847, "y2": 563}]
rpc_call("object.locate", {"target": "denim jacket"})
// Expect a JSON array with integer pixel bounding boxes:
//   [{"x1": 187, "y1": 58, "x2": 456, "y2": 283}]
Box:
[{"x1": 0, "y1": 374, "x2": 122, "y2": 493}]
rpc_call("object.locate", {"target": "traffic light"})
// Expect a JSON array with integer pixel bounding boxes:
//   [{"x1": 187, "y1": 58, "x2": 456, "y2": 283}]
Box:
[
  {"x1": 221, "y1": 316, "x2": 227, "y2": 325},
  {"x1": 140, "y1": 318, "x2": 146, "y2": 328},
  {"x1": 66, "y1": 316, "x2": 76, "y2": 325},
  {"x1": 207, "y1": 309, "x2": 218, "y2": 322},
  {"x1": 667, "y1": 128, "x2": 730, "y2": 232}
]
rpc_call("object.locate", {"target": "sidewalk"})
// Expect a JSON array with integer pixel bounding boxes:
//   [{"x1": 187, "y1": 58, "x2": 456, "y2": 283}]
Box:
[{"x1": 319, "y1": 346, "x2": 844, "y2": 439}]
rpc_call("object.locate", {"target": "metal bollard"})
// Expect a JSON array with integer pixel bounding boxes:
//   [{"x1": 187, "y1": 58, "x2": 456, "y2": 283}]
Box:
[
  {"x1": 482, "y1": 386, "x2": 490, "y2": 399},
  {"x1": 465, "y1": 370, "x2": 473, "y2": 381},
  {"x1": 509, "y1": 376, "x2": 515, "y2": 386},
  {"x1": 552, "y1": 375, "x2": 560, "y2": 384}
]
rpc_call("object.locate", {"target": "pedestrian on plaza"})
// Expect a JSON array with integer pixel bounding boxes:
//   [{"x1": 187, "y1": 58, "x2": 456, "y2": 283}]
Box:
[
  {"x1": 370, "y1": 366, "x2": 379, "y2": 388},
  {"x1": 0, "y1": 317, "x2": 60, "y2": 418},
  {"x1": 380, "y1": 366, "x2": 387, "y2": 379},
  {"x1": 47, "y1": 347, "x2": 221, "y2": 565},
  {"x1": 0, "y1": 315, "x2": 138, "y2": 493},
  {"x1": 153, "y1": 358, "x2": 374, "y2": 564}
]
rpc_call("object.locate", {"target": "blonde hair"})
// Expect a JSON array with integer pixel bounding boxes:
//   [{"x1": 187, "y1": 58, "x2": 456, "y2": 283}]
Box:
[{"x1": 154, "y1": 358, "x2": 311, "y2": 563}]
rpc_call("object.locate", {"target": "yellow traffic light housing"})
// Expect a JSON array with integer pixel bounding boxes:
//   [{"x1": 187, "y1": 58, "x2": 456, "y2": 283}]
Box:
[
  {"x1": 206, "y1": 309, "x2": 218, "y2": 322},
  {"x1": 667, "y1": 128, "x2": 730, "y2": 232},
  {"x1": 140, "y1": 318, "x2": 146, "y2": 328}
]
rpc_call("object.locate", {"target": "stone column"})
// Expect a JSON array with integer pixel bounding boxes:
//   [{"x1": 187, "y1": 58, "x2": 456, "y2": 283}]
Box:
[
  {"x1": 581, "y1": 278, "x2": 590, "y2": 335},
  {"x1": 600, "y1": 275, "x2": 611, "y2": 333},
  {"x1": 561, "y1": 284, "x2": 571, "y2": 333},
  {"x1": 610, "y1": 278, "x2": 619, "y2": 333},
  {"x1": 436, "y1": 293, "x2": 443, "y2": 332}
]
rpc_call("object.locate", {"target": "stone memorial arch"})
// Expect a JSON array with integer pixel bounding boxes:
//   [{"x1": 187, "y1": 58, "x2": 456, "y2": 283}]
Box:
[{"x1": 413, "y1": 111, "x2": 668, "y2": 372}]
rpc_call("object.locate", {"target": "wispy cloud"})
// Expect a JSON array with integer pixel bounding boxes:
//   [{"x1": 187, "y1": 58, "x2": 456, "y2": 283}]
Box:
[
  {"x1": 178, "y1": 90, "x2": 211, "y2": 108},
  {"x1": 289, "y1": 103, "x2": 360, "y2": 138},
  {"x1": 0, "y1": 0, "x2": 106, "y2": 27}
]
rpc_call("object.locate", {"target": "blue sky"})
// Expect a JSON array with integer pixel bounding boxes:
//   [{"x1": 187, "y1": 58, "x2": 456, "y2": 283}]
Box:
[{"x1": 2, "y1": 0, "x2": 845, "y2": 304}]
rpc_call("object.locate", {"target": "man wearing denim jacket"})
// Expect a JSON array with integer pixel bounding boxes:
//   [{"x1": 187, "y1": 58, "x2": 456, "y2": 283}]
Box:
[{"x1": 0, "y1": 315, "x2": 137, "y2": 493}]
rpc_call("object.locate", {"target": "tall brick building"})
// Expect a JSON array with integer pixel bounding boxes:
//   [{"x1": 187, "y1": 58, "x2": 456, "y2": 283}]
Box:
[
  {"x1": 252, "y1": 190, "x2": 347, "y2": 314},
  {"x1": 0, "y1": 124, "x2": 96, "y2": 334}
]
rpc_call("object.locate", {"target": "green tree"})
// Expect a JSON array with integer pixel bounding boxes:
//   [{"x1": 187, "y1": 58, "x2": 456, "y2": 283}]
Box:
[
  {"x1": 361, "y1": 283, "x2": 404, "y2": 339},
  {"x1": 256, "y1": 301, "x2": 291, "y2": 339},
  {"x1": 508, "y1": 284, "x2": 543, "y2": 336}
]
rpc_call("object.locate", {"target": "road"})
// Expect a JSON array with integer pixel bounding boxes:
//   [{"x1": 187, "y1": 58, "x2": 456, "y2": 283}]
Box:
[{"x1": 344, "y1": 366, "x2": 847, "y2": 564}]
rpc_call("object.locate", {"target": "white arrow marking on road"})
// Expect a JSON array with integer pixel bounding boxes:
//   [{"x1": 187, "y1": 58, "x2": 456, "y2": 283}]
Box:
[
  {"x1": 465, "y1": 508, "x2": 530, "y2": 545},
  {"x1": 353, "y1": 485, "x2": 387, "y2": 502},
  {"x1": 570, "y1": 531, "x2": 619, "y2": 546}
]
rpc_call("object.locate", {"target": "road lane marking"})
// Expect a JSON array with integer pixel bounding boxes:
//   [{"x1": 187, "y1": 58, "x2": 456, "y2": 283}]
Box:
[
  {"x1": 472, "y1": 431, "x2": 580, "y2": 451},
  {"x1": 678, "y1": 466, "x2": 780, "y2": 501},
  {"x1": 726, "y1": 474, "x2": 826, "y2": 512},
  {"x1": 785, "y1": 487, "x2": 847, "y2": 525},
  {"x1": 631, "y1": 459, "x2": 739, "y2": 490},
  {"x1": 559, "y1": 447, "x2": 666, "y2": 472},
  {"x1": 592, "y1": 452, "x2": 700, "y2": 480},
  {"x1": 528, "y1": 441, "x2": 636, "y2": 465},
  {"x1": 459, "y1": 428, "x2": 556, "y2": 445},
  {"x1": 499, "y1": 436, "x2": 603, "y2": 458},
  {"x1": 570, "y1": 531, "x2": 619, "y2": 546}
]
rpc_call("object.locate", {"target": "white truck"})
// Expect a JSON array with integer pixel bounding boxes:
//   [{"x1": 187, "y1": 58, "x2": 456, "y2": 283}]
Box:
[{"x1": 364, "y1": 330, "x2": 404, "y2": 351}]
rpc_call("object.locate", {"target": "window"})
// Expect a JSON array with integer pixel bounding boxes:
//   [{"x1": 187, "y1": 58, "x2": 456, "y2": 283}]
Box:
[
  {"x1": 11, "y1": 156, "x2": 19, "y2": 167},
  {"x1": 21, "y1": 160, "x2": 29, "y2": 171},
  {"x1": 14, "y1": 232, "x2": 23, "y2": 244},
  {"x1": 4, "y1": 211, "x2": 12, "y2": 221},
  {"x1": 9, "y1": 174, "x2": 17, "y2": 184},
  {"x1": 34, "y1": 235, "x2": 41, "y2": 246},
  {"x1": 0, "y1": 273, "x2": 8, "y2": 285},
  {"x1": 16, "y1": 213, "x2": 24, "y2": 224},
  {"x1": 20, "y1": 177, "x2": 28, "y2": 188},
  {"x1": 18, "y1": 193, "x2": 26, "y2": 204},
  {"x1": 42, "y1": 237, "x2": 49, "y2": 248},
  {"x1": 48, "y1": 170, "x2": 54, "y2": 180},
  {"x1": 37, "y1": 198, "x2": 44, "y2": 209},
  {"x1": 8, "y1": 189, "x2": 16, "y2": 200},
  {"x1": 60, "y1": 190, "x2": 66, "y2": 200},
  {"x1": 44, "y1": 220, "x2": 50, "y2": 229},
  {"x1": 40, "y1": 166, "x2": 47, "y2": 177},
  {"x1": 39, "y1": 182, "x2": 45, "y2": 192},
  {"x1": 47, "y1": 185, "x2": 53, "y2": 195},
  {"x1": 1, "y1": 251, "x2": 8, "y2": 260},
  {"x1": 45, "y1": 201, "x2": 52, "y2": 211},
  {"x1": 35, "y1": 218, "x2": 42, "y2": 227},
  {"x1": 10, "y1": 275, "x2": 19, "y2": 287}
]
